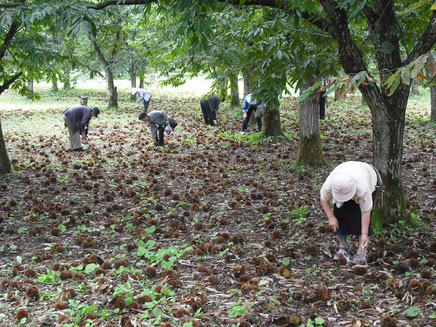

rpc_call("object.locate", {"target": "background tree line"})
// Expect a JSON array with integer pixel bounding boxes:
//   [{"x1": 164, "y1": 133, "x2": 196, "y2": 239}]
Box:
[{"x1": 0, "y1": 0, "x2": 435, "y2": 226}]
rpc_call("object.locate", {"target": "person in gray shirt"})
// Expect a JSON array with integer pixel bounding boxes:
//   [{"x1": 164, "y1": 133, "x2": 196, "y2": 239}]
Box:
[
  {"x1": 63, "y1": 106, "x2": 100, "y2": 151},
  {"x1": 139, "y1": 110, "x2": 170, "y2": 146}
]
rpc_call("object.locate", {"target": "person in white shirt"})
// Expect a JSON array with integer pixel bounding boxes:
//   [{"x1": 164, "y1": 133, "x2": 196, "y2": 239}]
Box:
[
  {"x1": 132, "y1": 88, "x2": 152, "y2": 113},
  {"x1": 320, "y1": 161, "x2": 380, "y2": 264}
]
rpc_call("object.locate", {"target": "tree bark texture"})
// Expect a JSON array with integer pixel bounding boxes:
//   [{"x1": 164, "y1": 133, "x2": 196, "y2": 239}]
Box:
[
  {"x1": 129, "y1": 60, "x2": 137, "y2": 102},
  {"x1": 63, "y1": 66, "x2": 71, "y2": 90},
  {"x1": 262, "y1": 99, "x2": 283, "y2": 137},
  {"x1": 52, "y1": 79, "x2": 58, "y2": 93},
  {"x1": 230, "y1": 72, "x2": 239, "y2": 107},
  {"x1": 297, "y1": 82, "x2": 326, "y2": 167},
  {"x1": 27, "y1": 80, "x2": 34, "y2": 93},
  {"x1": 431, "y1": 85, "x2": 436, "y2": 121},
  {"x1": 0, "y1": 118, "x2": 11, "y2": 175},
  {"x1": 88, "y1": 31, "x2": 119, "y2": 108},
  {"x1": 243, "y1": 63, "x2": 256, "y2": 98}
]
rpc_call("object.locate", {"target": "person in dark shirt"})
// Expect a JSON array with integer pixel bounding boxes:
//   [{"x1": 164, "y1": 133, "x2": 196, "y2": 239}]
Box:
[
  {"x1": 200, "y1": 94, "x2": 222, "y2": 126},
  {"x1": 63, "y1": 106, "x2": 100, "y2": 151}
]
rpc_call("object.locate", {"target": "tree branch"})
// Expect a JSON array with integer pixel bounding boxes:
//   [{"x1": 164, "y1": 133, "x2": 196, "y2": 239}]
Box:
[
  {"x1": 406, "y1": 10, "x2": 436, "y2": 64},
  {"x1": 0, "y1": 72, "x2": 23, "y2": 95},
  {"x1": 90, "y1": 0, "x2": 289, "y2": 10},
  {"x1": 317, "y1": 0, "x2": 367, "y2": 74},
  {"x1": 0, "y1": 20, "x2": 21, "y2": 61}
]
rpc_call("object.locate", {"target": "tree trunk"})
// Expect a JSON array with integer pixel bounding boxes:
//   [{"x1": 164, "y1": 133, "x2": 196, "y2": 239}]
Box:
[
  {"x1": 262, "y1": 96, "x2": 283, "y2": 137},
  {"x1": 139, "y1": 77, "x2": 144, "y2": 88},
  {"x1": 63, "y1": 66, "x2": 71, "y2": 90},
  {"x1": 129, "y1": 60, "x2": 137, "y2": 102},
  {"x1": 297, "y1": 81, "x2": 326, "y2": 167},
  {"x1": 431, "y1": 85, "x2": 436, "y2": 121},
  {"x1": 52, "y1": 78, "x2": 59, "y2": 93},
  {"x1": 0, "y1": 118, "x2": 11, "y2": 175},
  {"x1": 106, "y1": 72, "x2": 118, "y2": 108},
  {"x1": 360, "y1": 83, "x2": 408, "y2": 225},
  {"x1": 27, "y1": 80, "x2": 34, "y2": 93},
  {"x1": 79, "y1": 96, "x2": 88, "y2": 106},
  {"x1": 88, "y1": 32, "x2": 118, "y2": 108},
  {"x1": 411, "y1": 82, "x2": 419, "y2": 95},
  {"x1": 150, "y1": 68, "x2": 156, "y2": 83},
  {"x1": 230, "y1": 72, "x2": 239, "y2": 107},
  {"x1": 243, "y1": 63, "x2": 256, "y2": 98}
]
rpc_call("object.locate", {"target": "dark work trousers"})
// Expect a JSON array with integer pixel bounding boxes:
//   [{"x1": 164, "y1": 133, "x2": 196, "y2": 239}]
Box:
[
  {"x1": 155, "y1": 125, "x2": 165, "y2": 146},
  {"x1": 320, "y1": 91, "x2": 326, "y2": 120},
  {"x1": 242, "y1": 105, "x2": 262, "y2": 132},
  {"x1": 200, "y1": 99, "x2": 216, "y2": 126},
  {"x1": 142, "y1": 99, "x2": 150, "y2": 114},
  {"x1": 333, "y1": 189, "x2": 378, "y2": 236}
]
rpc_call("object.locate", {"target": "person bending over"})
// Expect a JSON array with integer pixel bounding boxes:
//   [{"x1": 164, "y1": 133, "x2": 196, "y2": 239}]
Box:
[
  {"x1": 132, "y1": 88, "x2": 153, "y2": 113},
  {"x1": 139, "y1": 110, "x2": 170, "y2": 146},
  {"x1": 200, "y1": 94, "x2": 222, "y2": 126},
  {"x1": 320, "y1": 161, "x2": 381, "y2": 264},
  {"x1": 63, "y1": 106, "x2": 100, "y2": 151},
  {"x1": 241, "y1": 93, "x2": 262, "y2": 134}
]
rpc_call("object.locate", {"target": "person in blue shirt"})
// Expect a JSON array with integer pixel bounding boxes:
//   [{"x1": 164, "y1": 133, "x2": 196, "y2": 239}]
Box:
[
  {"x1": 132, "y1": 88, "x2": 152, "y2": 114},
  {"x1": 241, "y1": 93, "x2": 262, "y2": 134},
  {"x1": 63, "y1": 106, "x2": 100, "y2": 151}
]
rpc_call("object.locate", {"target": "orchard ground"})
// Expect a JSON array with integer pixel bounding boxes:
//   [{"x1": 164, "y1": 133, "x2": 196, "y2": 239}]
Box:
[{"x1": 0, "y1": 78, "x2": 434, "y2": 327}]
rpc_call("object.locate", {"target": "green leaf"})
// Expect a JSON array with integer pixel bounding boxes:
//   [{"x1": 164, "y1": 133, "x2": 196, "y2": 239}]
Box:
[
  {"x1": 145, "y1": 225, "x2": 156, "y2": 234},
  {"x1": 406, "y1": 306, "x2": 420, "y2": 318},
  {"x1": 270, "y1": 297, "x2": 281, "y2": 305},
  {"x1": 58, "y1": 224, "x2": 67, "y2": 232},
  {"x1": 297, "y1": 82, "x2": 321, "y2": 102},
  {"x1": 282, "y1": 257, "x2": 290, "y2": 266},
  {"x1": 315, "y1": 317, "x2": 326, "y2": 324},
  {"x1": 400, "y1": 67, "x2": 411, "y2": 85},
  {"x1": 85, "y1": 304, "x2": 98, "y2": 314},
  {"x1": 429, "y1": 312, "x2": 436, "y2": 318},
  {"x1": 85, "y1": 263, "x2": 100, "y2": 274},
  {"x1": 411, "y1": 55, "x2": 427, "y2": 78},
  {"x1": 399, "y1": 0, "x2": 433, "y2": 15},
  {"x1": 351, "y1": 71, "x2": 367, "y2": 87}
]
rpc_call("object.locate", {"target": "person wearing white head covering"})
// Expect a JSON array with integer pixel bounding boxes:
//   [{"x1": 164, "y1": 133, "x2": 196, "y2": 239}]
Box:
[{"x1": 320, "y1": 161, "x2": 379, "y2": 263}]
